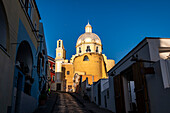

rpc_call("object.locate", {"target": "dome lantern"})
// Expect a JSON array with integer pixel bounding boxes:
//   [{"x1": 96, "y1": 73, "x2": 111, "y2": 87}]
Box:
[{"x1": 85, "y1": 21, "x2": 92, "y2": 33}]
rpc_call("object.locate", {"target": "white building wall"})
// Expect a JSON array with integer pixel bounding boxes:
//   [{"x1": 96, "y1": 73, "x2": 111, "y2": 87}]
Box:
[
  {"x1": 146, "y1": 61, "x2": 170, "y2": 113},
  {"x1": 108, "y1": 38, "x2": 170, "y2": 113},
  {"x1": 92, "y1": 79, "x2": 108, "y2": 106},
  {"x1": 103, "y1": 81, "x2": 109, "y2": 91},
  {"x1": 101, "y1": 89, "x2": 109, "y2": 109},
  {"x1": 108, "y1": 76, "x2": 116, "y2": 112},
  {"x1": 101, "y1": 79, "x2": 108, "y2": 92}
]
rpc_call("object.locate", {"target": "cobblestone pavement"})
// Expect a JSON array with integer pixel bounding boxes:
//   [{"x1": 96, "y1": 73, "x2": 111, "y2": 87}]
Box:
[
  {"x1": 52, "y1": 92, "x2": 89, "y2": 113},
  {"x1": 70, "y1": 93, "x2": 113, "y2": 113}
]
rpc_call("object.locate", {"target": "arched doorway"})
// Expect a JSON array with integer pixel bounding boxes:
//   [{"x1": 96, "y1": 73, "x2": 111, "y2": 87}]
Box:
[
  {"x1": 16, "y1": 41, "x2": 33, "y2": 76},
  {"x1": 14, "y1": 41, "x2": 33, "y2": 113}
]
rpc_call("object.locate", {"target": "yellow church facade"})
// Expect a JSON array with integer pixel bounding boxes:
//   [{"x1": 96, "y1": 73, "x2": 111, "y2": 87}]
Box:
[{"x1": 53, "y1": 22, "x2": 115, "y2": 92}]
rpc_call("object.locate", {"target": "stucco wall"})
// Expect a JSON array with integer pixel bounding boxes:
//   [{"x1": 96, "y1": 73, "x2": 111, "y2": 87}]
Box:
[
  {"x1": 106, "y1": 59, "x2": 115, "y2": 72},
  {"x1": 101, "y1": 89, "x2": 109, "y2": 109},
  {"x1": 108, "y1": 76, "x2": 116, "y2": 112},
  {"x1": 146, "y1": 61, "x2": 170, "y2": 113},
  {"x1": 0, "y1": 0, "x2": 40, "y2": 112},
  {"x1": 62, "y1": 63, "x2": 74, "y2": 92},
  {"x1": 93, "y1": 79, "x2": 108, "y2": 105},
  {"x1": 0, "y1": 50, "x2": 13, "y2": 113},
  {"x1": 19, "y1": 92, "x2": 37, "y2": 113}
]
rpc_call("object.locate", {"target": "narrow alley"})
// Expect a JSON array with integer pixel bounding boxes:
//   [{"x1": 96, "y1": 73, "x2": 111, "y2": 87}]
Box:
[{"x1": 2, "y1": 1, "x2": 170, "y2": 113}]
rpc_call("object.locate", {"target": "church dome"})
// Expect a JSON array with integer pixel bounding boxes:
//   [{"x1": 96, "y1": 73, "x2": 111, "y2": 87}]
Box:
[
  {"x1": 76, "y1": 33, "x2": 101, "y2": 46},
  {"x1": 76, "y1": 22, "x2": 101, "y2": 46}
]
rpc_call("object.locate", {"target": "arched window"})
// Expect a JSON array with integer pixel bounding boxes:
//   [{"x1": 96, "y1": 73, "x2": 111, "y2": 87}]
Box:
[
  {"x1": 86, "y1": 46, "x2": 91, "y2": 52},
  {"x1": 0, "y1": 2, "x2": 8, "y2": 50},
  {"x1": 96, "y1": 46, "x2": 99, "y2": 52},
  {"x1": 59, "y1": 41, "x2": 61, "y2": 47},
  {"x1": 16, "y1": 41, "x2": 33, "y2": 96},
  {"x1": 79, "y1": 47, "x2": 81, "y2": 53},
  {"x1": 83, "y1": 55, "x2": 89, "y2": 61},
  {"x1": 16, "y1": 41, "x2": 33, "y2": 75},
  {"x1": 67, "y1": 71, "x2": 70, "y2": 75}
]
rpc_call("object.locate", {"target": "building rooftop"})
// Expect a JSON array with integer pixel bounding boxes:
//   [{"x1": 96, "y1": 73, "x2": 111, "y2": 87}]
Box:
[
  {"x1": 108, "y1": 37, "x2": 170, "y2": 74},
  {"x1": 48, "y1": 56, "x2": 55, "y2": 61}
]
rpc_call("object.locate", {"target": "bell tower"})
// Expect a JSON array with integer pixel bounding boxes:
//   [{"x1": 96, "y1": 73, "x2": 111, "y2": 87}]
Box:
[
  {"x1": 54, "y1": 39, "x2": 66, "y2": 91},
  {"x1": 55, "y1": 39, "x2": 66, "y2": 60}
]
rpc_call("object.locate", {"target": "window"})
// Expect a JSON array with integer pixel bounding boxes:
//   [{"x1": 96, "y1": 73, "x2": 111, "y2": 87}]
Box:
[
  {"x1": 86, "y1": 46, "x2": 91, "y2": 52},
  {"x1": 67, "y1": 71, "x2": 70, "y2": 75},
  {"x1": 59, "y1": 41, "x2": 61, "y2": 47},
  {"x1": 0, "y1": 2, "x2": 8, "y2": 50},
  {"x1": 53, "y1": 76, "x2": 55, "y2": 81},
  {"x1": 83, "y1": 55, "x2": 89, "y2": 61},
  {"x1": 160, "y1": 59, "x2": 170, "y2": 88},
  {"x1": 79, "y1": 47, "x2": 81, "y2": 53},
  {"x1": 107, "y1": 90, "x2": 109, "y2": 99},
  {"x1": 96, "y1": 46, "x2": 99, "y2": 52},
  {"x1": 21, "y1": 0, "x2": 33, "y2": 20},
  {"x1": 28, "y1": 1, "x2": 32, "y2": 18},
  {"x1": 68, "y1": 85, "x2": 72, "y2": 88},
  {"x1": 24, "y1": 0, "x2": 29, "y2": 11},
  {"x1": 37, "y1": 53, "x2": 41, "y2": 75},
  {"x1": 159, "y1": 49, "x2": 170, "y2": 88},
  {"x1": 53, "y1": 64, "x2": 55, "y2": 71},
  {"x1": 68, "y1": 85, "x2": 72, "y2": 92},
  {"x1": 45, "y1": 61, "x2": 48, "y2": 75},
  {"x1": 42, "y1": 56, "x2": 44, "y2": 69}
]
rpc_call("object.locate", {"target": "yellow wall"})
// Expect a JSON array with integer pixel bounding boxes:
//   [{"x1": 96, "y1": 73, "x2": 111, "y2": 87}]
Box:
[
  {"x1": 106, "y1": 59, "x2": 115, "y2": 72},
  {"x1": 73, "y1": 53, "x2": 107, "y2": 84},
  {"x1": 102, "y1": 54, "x2": 115, "y2": 72},
  {"x1": 62, "y1": 63, "x2": 75, "y2": 92}
]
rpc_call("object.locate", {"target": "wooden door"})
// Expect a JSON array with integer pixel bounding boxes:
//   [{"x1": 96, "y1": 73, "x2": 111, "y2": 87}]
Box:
[
  {"x1": 132, "y1": 62, "x2": 150, "y2": 113},
  {"x1": 114, "y1": 74, "x2": 126, "y2": 113}
]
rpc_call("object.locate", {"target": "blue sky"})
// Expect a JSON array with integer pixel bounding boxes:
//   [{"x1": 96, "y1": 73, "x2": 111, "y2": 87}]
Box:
[{"x1": 36, "y1": 0, "x2": 170, "y2": 63}]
